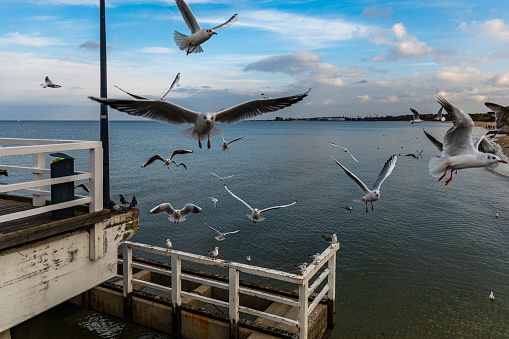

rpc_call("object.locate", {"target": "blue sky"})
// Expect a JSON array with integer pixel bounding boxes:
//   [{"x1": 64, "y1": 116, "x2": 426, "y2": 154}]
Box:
[{"x1": 1, "y1": 0, "x2": 509, "y2": 120}]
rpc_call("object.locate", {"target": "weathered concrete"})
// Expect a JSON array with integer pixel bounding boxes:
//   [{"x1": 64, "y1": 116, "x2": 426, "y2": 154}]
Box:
[{"x1": 0, "y1": 209, "x2": 139, "y2": 333}]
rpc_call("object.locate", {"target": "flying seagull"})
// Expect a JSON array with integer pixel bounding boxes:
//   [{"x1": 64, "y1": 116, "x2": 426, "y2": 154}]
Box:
[
  {"x1": 141, "y1": 149, "x2": 192, "y2": 168},
  {"x1": 40, "y1": 76, "x2": 61, "y2": 88},
  {"x1": 224, "y1": 184, "x2": 297, "y2": 223},
  {"x1": 343, "y1": 206, "x2": 352, "y2": 213},
  {"x1": 485, "y1": 102, "x2": 509, "y2": 138},
  {"x1": 174, "y1": 0, "x2": 237, "y2": 55},
  {"x1": 209, "y1": 197, "x2": 218, "y2": 209},
  {"x1": 74, "y1": 183, "x2": 89, "y2": 193},
  {"x1": 331, "y1": 154, "x2": 397, "y2": 212},
  {"x1": 426, "y1": 93, "x2": 507, "y2": 185},
  {"x1": 261, "y1": 93, "x2": 270, "y2": 99},
  {"x1": 205, "y1": 223, "x2": 239, "y2": 242},
  {"x1": 211, "y1": 172, "x2": 234, "y2": 181},
  {"x1": 88, "y1": 89, "x2": 310, "y2": 149},
  {"x1": 329, "y1": 142, "x2": 359, "y2": 162},
  {"x1": 410, "y1": 108, "x2": 423, "y2": 124},
  {"x1": 220, "y1": 133, "x2": 245, "y2": 151},
  {"x1": 150, "y1": 202, "x2": 202, "y2": 224},
  {"x1": 435, "y1": 105, "x2": 446, "y2": 121},
  {"x1": 489, "y1": 291, "x2": 495, "y2": 302},
  {"x1": 115, "y1": 73, "x2": 180, "y2": 101}
]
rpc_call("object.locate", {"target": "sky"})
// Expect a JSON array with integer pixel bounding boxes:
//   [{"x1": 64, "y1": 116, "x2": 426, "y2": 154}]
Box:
[{"x1": 2, "y1": 0, "x2": 509, "y2": 120}]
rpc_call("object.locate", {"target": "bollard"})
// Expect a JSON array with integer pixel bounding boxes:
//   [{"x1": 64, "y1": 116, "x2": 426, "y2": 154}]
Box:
[{"x1": 50, "y1": 153, "x2": 75, "y2": 220}]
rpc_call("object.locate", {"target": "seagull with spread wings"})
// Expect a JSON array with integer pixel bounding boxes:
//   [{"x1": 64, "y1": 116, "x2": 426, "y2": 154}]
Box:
[
  {"x1": 485, "y1": 102, "x2": 509, "y2": 138},
  {"x1": 173, "y1": 0, "x2": 237, "y2": 55},
  {"x1": 329, "y1": 142, "x2": 359, "y2": 162},
  {"x1": 410, "y1": 108, "x2": 423, "y2": 124},
  {"x1": 141, "y1": 149, "x2": 192, "y2": 169},
  {"x1": 205, "y1": 223, "x2": 239, "y2": 242},
  {"x1": 89, "y1": 89, "x2": 310, "y2": 149},
  {"x1": 331, "y1": 154, "x2": 397, "y2": 212},
  {"x1": 150, "y1": 202, "x2": 202, "y2": 224},
  {"x1": 40, "y1": 76, "x2": 61, "y2": 88},
  {"x1": 224, "y1": 184, "x2": 296, "y2": 223},
  {"x1": 220, "y1": 133, "x2": 245, "y2": 151},
  {"x1": 115, "y1": 73, "x2": 180, "y2": 101}
]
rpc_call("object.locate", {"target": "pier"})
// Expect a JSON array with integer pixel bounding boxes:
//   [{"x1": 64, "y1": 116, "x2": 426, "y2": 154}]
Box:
[{"x1": 0, "y1": 138, "x2": 140, "y2": 339}]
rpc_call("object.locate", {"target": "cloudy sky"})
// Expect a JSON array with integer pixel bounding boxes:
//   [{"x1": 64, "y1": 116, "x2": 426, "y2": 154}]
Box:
[{"x1": 2, "y1": 0, "x2": 509, "y2": 120}]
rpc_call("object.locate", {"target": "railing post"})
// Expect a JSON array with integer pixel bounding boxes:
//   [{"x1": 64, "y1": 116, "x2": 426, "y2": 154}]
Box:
[
  {"x1": 122, "y1": 244, "x2": 133, "y2": 322},
  {"x1": 327, "y1": 247, "x2": 337, "y2": 330},
  {"x1": 171, "y1": 256, "x2": 182, "y2": 338},
  {"x1": 229, "y1": 267, "x2": 240, "y2": 339},
  {"x1": 89, "y1": 145, "x2": 103, "y2": 213},
  {"x1": 32, "y1": 152, "x2": 45, "y2": 207},
  {"x1": 299, "y1": 281, "x2": 309, "y2": 339}
]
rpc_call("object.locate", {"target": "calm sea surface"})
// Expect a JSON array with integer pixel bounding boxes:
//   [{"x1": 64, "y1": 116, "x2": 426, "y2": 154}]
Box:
[{"x1": 3, "y1": 120, "x2": 509, "y2": 338}]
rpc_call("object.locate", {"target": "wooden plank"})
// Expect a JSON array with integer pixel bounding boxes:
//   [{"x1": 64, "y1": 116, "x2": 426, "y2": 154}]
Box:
[
  {"x1": 0, "y1": 197, "x2": 91, "y2": 223},
  {"x1": 0, "y1": 209, "x2": 110, "y2": 251}
]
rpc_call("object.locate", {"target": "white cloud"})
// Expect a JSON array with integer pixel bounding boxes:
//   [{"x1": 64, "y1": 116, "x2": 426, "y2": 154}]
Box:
[
  {"x1": 484, "y1": 73, "x2": 509, "y2": 87},
  {"x1": 357, "y1": 95, "x2": 370, "y2": 101},
  {"x1": 0, "y1": 32, "x2": 65, "y2": 47},
  {"x1": 463, "y1": 18, "x2": 509, "y2": 43},
  {"x1": 139, "y1": 47, "x2": 175, "y2": 54}
]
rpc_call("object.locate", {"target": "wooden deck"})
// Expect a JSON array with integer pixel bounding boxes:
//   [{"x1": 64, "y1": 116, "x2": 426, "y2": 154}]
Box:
[{"x1": 0, "y1": 194, "x2": 136, "y2": 252}]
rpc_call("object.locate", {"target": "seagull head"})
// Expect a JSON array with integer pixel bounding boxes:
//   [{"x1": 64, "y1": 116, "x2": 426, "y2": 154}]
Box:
[
  {"x1": 206, "y1": 29, "x2": 217, "y2": 36},
  {"x1": 485, "y1": 154, "x2": 508, "y2": 165},
  {"x1": 203, "y1": 113, "x2": 215, "y2": 125}
]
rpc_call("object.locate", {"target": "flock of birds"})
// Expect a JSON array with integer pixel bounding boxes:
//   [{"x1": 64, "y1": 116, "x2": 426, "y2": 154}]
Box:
[{"x1": 37, "y1": 0, "x2": 509, "y2": 292}]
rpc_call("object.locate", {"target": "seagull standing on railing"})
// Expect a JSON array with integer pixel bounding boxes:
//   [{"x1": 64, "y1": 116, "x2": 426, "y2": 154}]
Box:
[
  {"x1": 208, "y1": 246, "x2": 219, "y2": 259},
  {"x1": 294, "y1": 263, "x2": 307, "y2": 274},
  {"x1": 166, "y1": 238, "x2": 172, "y2": 249}
]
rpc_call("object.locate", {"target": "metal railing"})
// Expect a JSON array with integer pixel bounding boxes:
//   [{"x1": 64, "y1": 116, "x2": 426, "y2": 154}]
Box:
[
  {"x1": 0, "y1": 138, "x2": 103, "y2": 223},
  {"x1": 119, "y1": 241, "x2": 339, "y2": 339}
]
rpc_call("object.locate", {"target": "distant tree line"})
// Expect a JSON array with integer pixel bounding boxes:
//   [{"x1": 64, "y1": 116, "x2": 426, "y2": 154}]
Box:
[{"x1": 272, "y1": 113, "x2": 494, "y2": 122}]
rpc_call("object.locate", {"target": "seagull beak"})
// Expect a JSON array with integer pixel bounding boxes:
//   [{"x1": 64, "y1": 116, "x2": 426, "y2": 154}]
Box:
[
  {"x1": 498, "y1": 160, "x2": 508, "y2": 164},
  {"x1": 212, "y1": 32, "x2": 217, "y2": 35}
]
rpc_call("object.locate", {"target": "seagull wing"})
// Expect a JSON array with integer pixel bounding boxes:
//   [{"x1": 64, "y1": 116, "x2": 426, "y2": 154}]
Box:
[
  {"x1": 181, "y1": 203, "x2": 202, "y2": 216},
  {"x1": 410, "y1": 108, "x2": 419, "y2": 119},
  {"x1": 77, "y1": 183, "x2": 90, "y2": 193},
  {"x1": 330, "y1": 155, "x2": 369, "y2": 194},
  {"x1": 371, "y1": 155, "x2": 397, "y2": 191},
  {"x1": 220, "y1": 133, "x2": 226, "y2": 143},
  {"x1": 210, "y1": 172, "x2": 221, "y2": 179},
  {"x1": 175, "y1": 0, "x2": 201, "y2": 33},
  {"x1": 142, "y1": 154, "x2": 165, "y2": 167},
  {"x1": 223, "y1": 230, "x2": 240, "y2": 235},
  {"x1": 222, "y1": 175, "x2": 234, "y2": 179},
  {"x1": 205, "y1": 223, "x2": 222, "y2": 235},
  {"x1": 486, "y1": 102, "x2": 509, "y2": 130},
  {"x1": 215, "y1": 89, "x2": 310, "y2": 125},
  {"x1": 46, "y1": 76, "x2": 53, "y2": 84},
  {"x1": 115, "y1": 85, "x2": 150, "y2": 100},
  {"x1": 329, "y1": 142, "x2": 359, "y2": 162},
  {"x1": 423, "y1": 129, "x2": 443, "y2": 152},
  {"x1": 161, "y1": 73, "x2": 180, "y2": 101},
  {"x1": 169, "y1": 148, "x2": 193, "y2": 160},
  {"x1": 224, "y1": 185, "x2": 254, "y2": 211},
  {"x1": 227, "y1": 136, "x2": 245, "y2": 145},
  {"x1": 211, "y1": 14, "x2": 238, "y2": 31},
  {"x1": 437, "y1": 93, "x2": 475, "y2": 157},
  {"x1": 150, "y1": 203, "x2": 174, "y2": 215},
  {"x1": 436, "y1": 106, "x2": 444, "y2": 119},
  {"x1": 88, "y1": 97, "x2": 198, "y2": 125},
  {"x1": 259, "y1": 201, "x2": 296, "y2": 213}
]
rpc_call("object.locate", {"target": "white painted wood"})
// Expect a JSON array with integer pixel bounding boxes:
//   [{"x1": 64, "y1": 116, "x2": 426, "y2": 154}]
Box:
[
  {"x1": 133, "y1": 279, "x2": 172, "y2": 294},
  {"x1": 32, "y1": 153, "x2": 45, "y2": 207},
  {"x1": 0, "y1": 138, "x2": 85, "y2": 145},
  {"x1": 328, "y1": 250, "x2": 336, "y2": 303},
  {"x1": 308, "y1": 268, "x2": 329, "y2": 296},
  {"x1": 122, "y1": 245, "x2": 133, "y2": 296},
  {"x1": 229, "y1": 267, "x2": 240, "y2": 323},
  {"x1": 302, "y1": 243, "x2": 339, "y2": 284},
  {"x1": 308, "y1": 284, "x2": 329, "y2": 315},
  {"x1": 0, "y1": 173, "x2": 91, "y2": 194},
  {"x1": 238, "y1": 306, "x2": 298, "y2": 327},
  {"x1": 299, "y1": 282, "x2": 309, "y2": 339},
  {"x1": 0, "y1": 329, "x2": 11, "y2": 339},
  {"x1": 89, "y1": 223, "x2": 103, "y2": 261},
  {"x1": 171, "y1": 257, "x2": 181, "y2": 306},
  {"x1": 0, "y1": 197, "x2": 91, "y2": 223},
  {"x1": 0, "y1": 165, "x2": 50, "y2": 174},
  {"x1": 89, "y1": 146, "x2": 102, "y2": 212},
  {"x1": 0, "y1": 140, "x2": 101, "y2": 156},
  {"x1": 180, "y1": 291, "x2": 229, "y2": 309}
]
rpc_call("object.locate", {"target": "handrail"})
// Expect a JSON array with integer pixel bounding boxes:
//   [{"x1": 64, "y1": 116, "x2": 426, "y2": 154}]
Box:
[
  {"x1": 120, "y1": 241, "x2": 339, "y2": 338},
  {"x1": 0, "y1": 138, "x2": 103, "y2": 223}
]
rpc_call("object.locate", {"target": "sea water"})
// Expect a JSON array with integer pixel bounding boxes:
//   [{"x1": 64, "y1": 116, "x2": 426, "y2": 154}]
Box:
[{"x1": 3, "y1": 120, "x2": 508, "y2": 338}]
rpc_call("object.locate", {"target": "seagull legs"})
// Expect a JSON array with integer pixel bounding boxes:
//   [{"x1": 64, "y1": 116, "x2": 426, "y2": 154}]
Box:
[
  {"x1": 371, "y1": 202, "x2": 374, "y2": 211},
  {"x1": 207, "y1": 135, "x2": 211, "y2": 149},
  {"x1": 445, "y1": 170, "x2": 454, "y2": 185},
  {"x1": 365, "y1": 202, "x2": 368, "y2": 213},
  {"x1": 198, "y1": 133, "x2": 202, "y2": 149},
  {"x1": 439, "y1": 165, "x2": 450, "y2": 181}
]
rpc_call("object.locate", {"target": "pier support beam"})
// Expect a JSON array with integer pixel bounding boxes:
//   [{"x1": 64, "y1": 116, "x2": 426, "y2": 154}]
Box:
[
  {"x1": 0, "y1": 329, "x2": 10, "y2": 339},
  {"x1": 228, "y1": 267, "x2": 240, "y2": 339},
  {"x1": 299, "y1": 281, "x2": 309, "y2": 339},
  {"x1": 327, "y1": 251, "x2": 336, "y2": 329},
  {"x1": 171, "y1": 257, "x2": 182, "y2": 338}
]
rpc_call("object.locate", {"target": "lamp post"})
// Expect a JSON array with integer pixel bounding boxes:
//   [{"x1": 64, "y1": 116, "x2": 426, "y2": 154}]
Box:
[{"x1": 100, "y1": 0, "x2": 110, "y2": 208}]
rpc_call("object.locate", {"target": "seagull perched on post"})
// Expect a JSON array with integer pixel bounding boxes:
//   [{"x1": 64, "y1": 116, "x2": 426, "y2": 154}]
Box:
[
  {"x1": 166, "y1": 239, "x2": 172, "y2": 249},
  {"x1": 322, "y1": 234, "x2": 338, "y2": 246},
  {"x1": 205, "y1": 223, "x2": 239, "y2": 242},
  {"x1": 150, "y1": 202, "x2": 202, "y2": 224},
  {"x1": 425, "y1": 93, "x2": 507, "y2": 185},
  {"x1": 141, "y1": 149, "x2": 192, "y2": 169},
  {"x1": 220, "y1": 134, "x2": 245, "y2": 151},
  {"x1": 88, "y1": 89, "x2": 310, "y2": 149},
  {"x1": 331, "y1": 154, "x2": 397, "y2": 212},
  {"x1": 224, "y1": 185, "x2": 296, "y2": 223},
  {"x1": 173, "y1": 0, "x2": 237, "y2": 55},
  {"x1": 40, "y1": 76, "x2": 61, "y2": 88}
]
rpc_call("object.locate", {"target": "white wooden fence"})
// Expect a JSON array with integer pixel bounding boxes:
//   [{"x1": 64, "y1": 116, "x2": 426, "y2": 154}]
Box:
[
  {"x1": 0, "y1": 138, "x2": 103, "y2": 223},
  {"x1": 119, "y1": 241, "x2": 339, "y2": 339}
]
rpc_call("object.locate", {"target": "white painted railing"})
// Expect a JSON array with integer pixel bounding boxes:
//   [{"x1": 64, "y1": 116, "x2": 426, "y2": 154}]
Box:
[
  {"x1": 0, "y1": 138, "x2": 103, "y2": 223},
  {"x1": 119, "y1": 241, "x2": 339, "y2": 339}
]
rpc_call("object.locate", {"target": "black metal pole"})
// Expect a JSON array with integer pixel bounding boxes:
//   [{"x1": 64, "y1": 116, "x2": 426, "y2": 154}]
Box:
[{"x1": 100, "y1": 0, "x2": 110, "y2": 208}]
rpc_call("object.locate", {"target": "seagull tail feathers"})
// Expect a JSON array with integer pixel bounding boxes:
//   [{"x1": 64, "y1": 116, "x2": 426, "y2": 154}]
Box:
[
  {"x1": 429, "y1": 157, "x2": 448, "y2": 178},
  {"x1": 179, "y1": 127, "x2": 201, "y2": 140},
  {"x1": 173, "y1": 31, "x2": 188, "y2": 50}
]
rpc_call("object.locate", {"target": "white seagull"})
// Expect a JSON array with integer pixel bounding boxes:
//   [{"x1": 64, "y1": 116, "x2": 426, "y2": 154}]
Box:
[
  {"x1": 309, "y1": 253, "x2": 320, "y2": 262},
  {"x1": 261, "y1": 93, "x2": 271, "y2": 99},
  {"x1": 115, "y1": 73, "x2": 180, "y2": 101},
  {"x1": 141, "y1": 149, "x2": 193, "y2": 168},
  {"x1": 410, "y1": 108, "x2": 423, "y2": 124},
  {"x1": 485, "y1": 102, "x2": 509, "y2": 138},
  {"x1": 209, "y1": 197, "x2": 218, "y2": 209},
  {"x1": 149, "y1": 202, "x2": 202, "y2": 224},
  {"x1": 211, "y1": 172, "x2": 234, "y2": 181},
  {"x1": 220, "y1": 134, "x2": 245, "y2": 151},
  {"x1": 435, "y1": 105, "x2": 446, "y2": 121},
  {"x1": 88, "y1": 89, "x2": 310, "y2": 149},
  {"x1": 224, "y1": 185, "x2": 297, "y2": 223},
  {"x1": 166, "y1": 239, "x2": 172, "y2": 249},
  {"x1": 331, "y1": 154, "x2": 397, "y2": 212},
  {"x1": 205, "y1": 223, "x2": 239, "y2": 242},
  {"x1": 426, "y1": 93, "x2": 507, "y2": 185},
  {"x1": 294, "y1": 263, "x2": 307, "y2": 274},
  {"x1": 489, "y1": 291, "x2": 495, "y2": 302},
  {"x1": 208, "y1": 246, "x2": 220, "y2": 259},
  {"x1": 40, "y1": 76, "x2": 61, "y2": 88},
  {"x1": 329, "y1": 142, "x2": 359, "y2": 162},
  {"x1": 74, "y1": 183, "x2": 90, "y2": 193},
  {"x1": 173, "y1": 0, "x2": 237, "y2": 55},
  {"x1": 246, "y1": 256, "x2": 251, "y2": 262}
]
